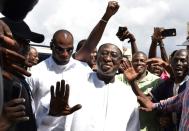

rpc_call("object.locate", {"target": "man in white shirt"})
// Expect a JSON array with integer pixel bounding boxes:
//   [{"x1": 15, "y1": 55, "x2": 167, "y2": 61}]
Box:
[
  {"x1": 26, "y1": 0, "x2": 120, "y2": 127},
  {"x1": 37, "y1": 43, "x2": 139, "y2": 131}
]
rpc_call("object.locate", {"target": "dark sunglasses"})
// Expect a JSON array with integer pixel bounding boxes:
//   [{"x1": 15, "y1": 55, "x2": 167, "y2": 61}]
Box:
[{"x1": 53, "y1": 44, "x2": 74, "y2": 53}]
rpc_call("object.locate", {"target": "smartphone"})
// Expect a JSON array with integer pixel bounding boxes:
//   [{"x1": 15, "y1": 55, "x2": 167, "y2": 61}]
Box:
[
  {"x1": 116, "y1": 26, "x2": 127, "y2": 37},
  {"x1": 12, "y1": 82, "x2": 22, "y2": 98},
  {"x1": 161, "y1": 28, "x2": 176, "y2": 37}
]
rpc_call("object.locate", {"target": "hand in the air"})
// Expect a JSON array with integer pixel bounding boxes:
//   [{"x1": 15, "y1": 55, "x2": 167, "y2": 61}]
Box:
[
  {"x1": 120, "y1": 59, "x2": 138, "y2": 82},
  {"x1": 117, "y1": 27, "x2": 136, "y2": 42},
  {"x1": 104, "y1": 1, "x2": 119, "y2": 19},
  {"x1": 49, "y1": 80, "x2": 82, "y2": 116}
]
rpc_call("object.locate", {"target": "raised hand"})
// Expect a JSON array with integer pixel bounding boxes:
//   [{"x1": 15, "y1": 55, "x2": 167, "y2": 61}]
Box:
[
  {"x1": 49, "y1": 80, "x2": 82, "y2": 116},
  {"x1": 152, "y1": 27, "x2": 164, "y2": 44},
  {"x1": 117, "y1": 27, "x2": 136, "y2": 42},
  {"x1": 147, "y1": 58, "x2": 169, "y2": 69},
  {"x1": 120, "y1": 59, "x2": 138, "y2": 82},
  {"x1": 103, "y1": 1, "x2": 119, "y2": 20}
]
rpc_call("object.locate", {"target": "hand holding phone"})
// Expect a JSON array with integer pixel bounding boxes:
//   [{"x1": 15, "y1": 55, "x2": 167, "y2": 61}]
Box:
[
  {"x1": 116, "y1": 26, "x2": 136, "y2": 42},
  {"x1": 116, "y1": 26, "x2": 127, "y2": 38}
]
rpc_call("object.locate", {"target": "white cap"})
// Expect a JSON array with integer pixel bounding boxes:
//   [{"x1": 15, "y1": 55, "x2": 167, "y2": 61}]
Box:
[{"x1": 98, "y1": 37, "x2": 123, "y2": 53}]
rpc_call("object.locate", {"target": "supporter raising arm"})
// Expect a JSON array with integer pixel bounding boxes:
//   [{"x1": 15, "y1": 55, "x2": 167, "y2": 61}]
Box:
[
  {"x1": 148, "y1": 27, "x2": 169, "y2": 62},
  {"x1": 75, "y1": 1, "x2": 119, "y2": 62},
  {"x1": 120, "y1": 59, "x2": 146, "y2": 98}
]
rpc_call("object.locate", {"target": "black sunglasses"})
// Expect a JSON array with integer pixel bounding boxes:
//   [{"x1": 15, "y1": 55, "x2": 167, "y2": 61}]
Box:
[{"x1": 53, "y1": 44, "x2": 74, "y2": 53}]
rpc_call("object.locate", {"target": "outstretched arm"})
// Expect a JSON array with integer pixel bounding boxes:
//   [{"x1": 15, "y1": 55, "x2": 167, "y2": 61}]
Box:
[
  {"x1": 149, "y1": 27, "x2": 163, "y2": 58},
  {"x1": 120, "y1": 59, "x2": 145, "y2": 98},
  {"x1": 146, "y1": 58, "x2": 172, "y2": 74},
  {"x1": 138, "y1": 90, "x2": 184, "y2": 112},
  {"x1": 75, "y1": 1, "x2": 119, "y2": 62},
  {"x1": 148, "y1": 27, "x2": 169, "y2": 62},
  {"x1": 159, "y1": 42, "x2": 169, "y2": 63}
]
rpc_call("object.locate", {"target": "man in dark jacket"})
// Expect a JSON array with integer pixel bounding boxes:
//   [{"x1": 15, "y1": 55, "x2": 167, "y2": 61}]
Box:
[
  {"x1": 150, "y1": 49, "x2": 188, "y2": 130},
  {"x1": 0, "y1": 17, "x2": 44, "y2": 131}
]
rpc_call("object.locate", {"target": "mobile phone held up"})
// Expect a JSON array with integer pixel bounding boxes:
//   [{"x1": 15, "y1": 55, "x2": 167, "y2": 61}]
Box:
[
  {"x1": 116, "y1": 26, "x2": 127, "y2": 41},
  {"x1": 116, "y1": 26, "x2": 127, "y2": 35},
  {"x1": 161, "y1": 28, "x2": 176, "y2": 37}
]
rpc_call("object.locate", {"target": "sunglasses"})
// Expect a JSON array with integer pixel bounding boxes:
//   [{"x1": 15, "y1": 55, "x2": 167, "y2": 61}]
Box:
[{"x1": 53, "y1": 44, "x2": 74, "y2": 53}]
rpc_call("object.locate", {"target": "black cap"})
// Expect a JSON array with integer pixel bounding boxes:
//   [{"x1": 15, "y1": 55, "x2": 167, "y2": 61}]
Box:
[
  {"x1": 1, "y1": 17, "x2": 44, "y2": 43},
  {"x1": 1, "y1": 0, "x2": 38, "y2": 21}
]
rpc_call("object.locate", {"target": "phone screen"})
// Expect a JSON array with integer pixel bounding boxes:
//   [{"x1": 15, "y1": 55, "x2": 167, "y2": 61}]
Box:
[{"x1": 161, "y1": 28, "x2": 176, "y2": 37}]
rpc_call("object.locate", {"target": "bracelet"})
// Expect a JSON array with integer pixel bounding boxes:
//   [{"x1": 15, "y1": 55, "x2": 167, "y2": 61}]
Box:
[{"x1": 100, "y1": 19, "x2": 108, "y2": 23}]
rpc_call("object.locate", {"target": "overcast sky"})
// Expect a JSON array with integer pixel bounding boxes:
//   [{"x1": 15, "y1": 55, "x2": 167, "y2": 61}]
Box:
[{"x1": 2, "y1": 0, "x2": 189, "y2": 55}]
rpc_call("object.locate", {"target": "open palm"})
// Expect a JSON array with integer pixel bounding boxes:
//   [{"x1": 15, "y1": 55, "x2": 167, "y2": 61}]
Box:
[
  {"x1": 120, "y1": 60, "x2": 138, "y2": 82},
  {"x1": 49, "y1": 80, "x2": 82, "y2": 116}
]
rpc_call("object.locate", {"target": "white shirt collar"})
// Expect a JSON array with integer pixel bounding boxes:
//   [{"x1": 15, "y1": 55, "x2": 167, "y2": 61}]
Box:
[{"x1": 47, "y1": 56, "x2": 77, "y2": 72}]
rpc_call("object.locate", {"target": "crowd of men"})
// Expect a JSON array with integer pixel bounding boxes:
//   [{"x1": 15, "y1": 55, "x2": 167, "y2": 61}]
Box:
[{"x1": 0, "y1": 0, "x2": 189, "y2": 131}]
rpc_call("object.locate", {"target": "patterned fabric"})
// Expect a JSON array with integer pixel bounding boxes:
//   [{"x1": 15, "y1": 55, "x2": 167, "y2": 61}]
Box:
[
  {"x1": 151, "y1": 77, "x2": 188, "y2": 131},
  {"x1": 154, "y1": 80, "x2": 189, "y2": 131}
]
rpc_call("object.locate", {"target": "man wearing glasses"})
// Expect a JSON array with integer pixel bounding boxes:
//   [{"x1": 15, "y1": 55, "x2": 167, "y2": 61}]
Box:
[{"x1": 26, "y1": 1, "x2": 119, "y2": 130}]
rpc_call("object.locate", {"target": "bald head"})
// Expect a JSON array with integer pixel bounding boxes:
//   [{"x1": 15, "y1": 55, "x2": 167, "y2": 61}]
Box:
[
  {"x1": 52, "y1": 30, "x2": 73, "y2": 42},
  {"x1": 51, "y1": 29, "x2": 74, "y2": 65}
]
